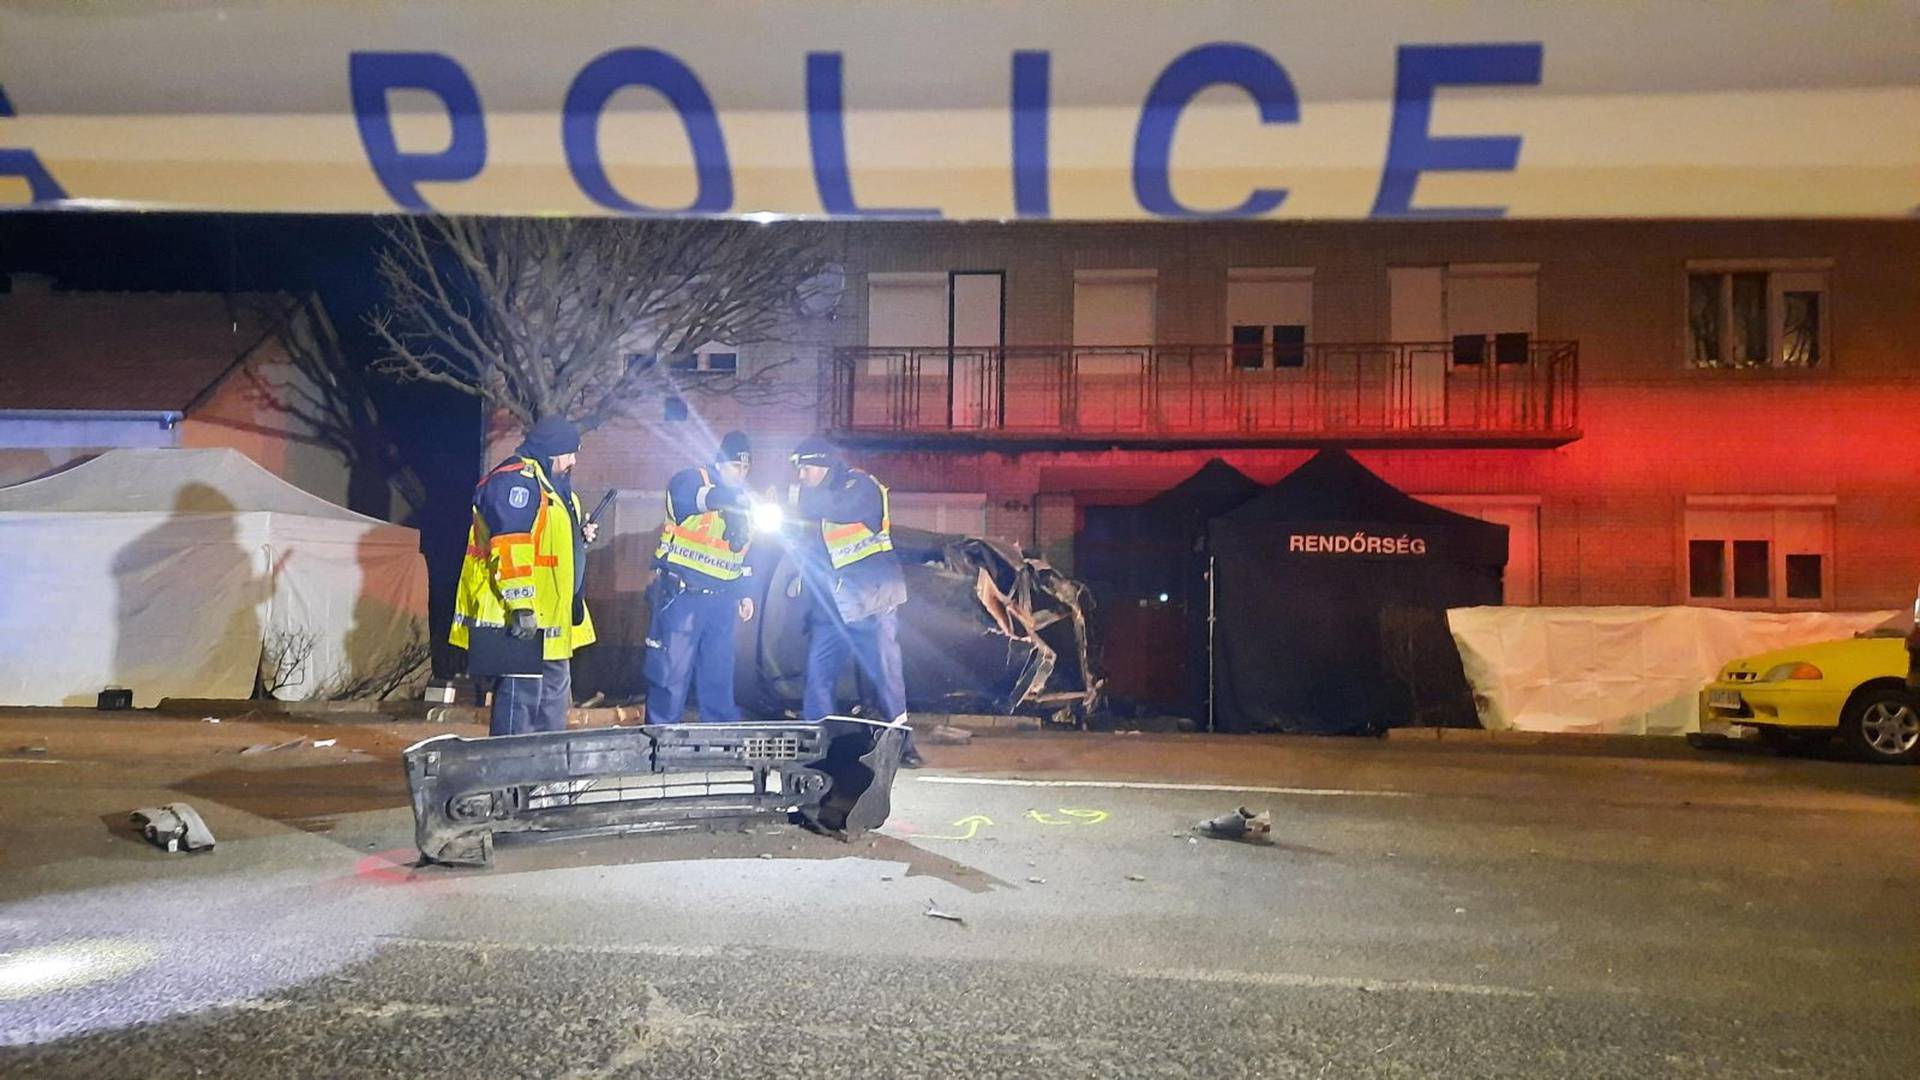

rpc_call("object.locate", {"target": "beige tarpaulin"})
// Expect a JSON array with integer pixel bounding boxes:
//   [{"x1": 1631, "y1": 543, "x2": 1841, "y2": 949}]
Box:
[
  {"x1": 1449, "y1": 606, "x2": 1898, "y2": 737},
  {"x1": 0, "y1": 449, "x2": 428, "y2": 706}
]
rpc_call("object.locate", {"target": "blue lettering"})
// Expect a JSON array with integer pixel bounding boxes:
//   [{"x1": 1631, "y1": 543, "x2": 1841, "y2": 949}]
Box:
[
  {"x1": 349, "y1": 52, "x2": 487, "y2": 212},
  {"x1": 806, "y1": 53, "x2": 940, "y2": 218},
  {"x1": 0, "y1": 84, "x2": 67, "y2": 203},
  {"x1": 1371, "y1": 43, "x2": 1544, "y2": 219},
  {"x1": 1012, "y1": 51, "x2": 1051, "y2": 218},
  {"x1": 563, "y1": 48, "x2": 732, "y2": 215},
  {"x1": 1132, "y1": 43, "x2": 1298, "y2": 219}
]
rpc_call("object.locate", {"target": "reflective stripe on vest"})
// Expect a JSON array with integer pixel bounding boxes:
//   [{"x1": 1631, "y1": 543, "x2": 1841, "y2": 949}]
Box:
[
  {"x1": 822, "y1": 476, "x2": 893, "y2": 570},
  {"x1": 654, "y1": 467, "x2": 748, "y2": 580}
]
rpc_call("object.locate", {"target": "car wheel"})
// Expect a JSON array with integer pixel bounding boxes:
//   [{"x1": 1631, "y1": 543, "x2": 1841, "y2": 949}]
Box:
[
  {"x1": 1840, "y1": 688, "x2": 1920, "y2": 765},
  {"x1": 1756, "y1": 726, "x2": 1831, "y2": 756}
]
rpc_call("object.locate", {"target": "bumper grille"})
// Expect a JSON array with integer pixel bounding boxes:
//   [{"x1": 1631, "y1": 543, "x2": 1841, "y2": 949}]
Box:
[{"x1": 743, "y1": 735, "x2": 802, "y2": 761}]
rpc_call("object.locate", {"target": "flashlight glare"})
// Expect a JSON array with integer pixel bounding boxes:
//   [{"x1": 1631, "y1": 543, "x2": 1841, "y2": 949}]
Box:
[{"x1": 750, "y1": 501, "x2": 786, "y2": 533}]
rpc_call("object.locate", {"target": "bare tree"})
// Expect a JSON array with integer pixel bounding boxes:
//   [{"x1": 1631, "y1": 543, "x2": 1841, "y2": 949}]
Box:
[
  {"x1": 368, "y1": 217, "x2": 839, "y2": 430},
  {"x1": 241, "y1": 295, "x2": 427, "y2": 517},
  {"x1": 257, "y1": 629, "x2": 317, "y2": 699},
  {"x1": 323, "y1": 620, "x2": 434, "y2": 702}
]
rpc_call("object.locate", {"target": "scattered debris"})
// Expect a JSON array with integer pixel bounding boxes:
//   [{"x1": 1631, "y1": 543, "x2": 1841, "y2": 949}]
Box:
[
  {"x1": 1195, "y1": 806, "x2": 1273, "y2": 842},
  {"x1": 1125, "y1": 873, "x2": 1147, "y2": 882},
  {"x1": 1026, "y1": 876, "x2": 1046, "y2": 884},
  {"x1": 130, "y1": 803, "x2": 216, "y2": 853},
  {"x1": 312, "y1": 738, "x2": 338, "y2": 749},
  {"x1": 923, "y1": 900, "x2": 965, "y2": 925},
  {"x1": 240, "y1": 738, "x2": 305, "y2": 755},
  {"x1": 922, "y1": 725, "x2": 974, "y2": 746}
]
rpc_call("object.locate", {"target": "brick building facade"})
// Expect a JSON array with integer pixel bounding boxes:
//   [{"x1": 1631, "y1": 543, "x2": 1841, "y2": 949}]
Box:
[{"x1": 572, "y1": 219, "x2": 1920, "y2": 694}]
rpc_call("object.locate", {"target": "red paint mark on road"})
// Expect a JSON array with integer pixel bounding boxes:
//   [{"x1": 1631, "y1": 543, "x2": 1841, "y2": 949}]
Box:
[{"x1": 354, "y1": 848, "x2": 427, "y2": 885}]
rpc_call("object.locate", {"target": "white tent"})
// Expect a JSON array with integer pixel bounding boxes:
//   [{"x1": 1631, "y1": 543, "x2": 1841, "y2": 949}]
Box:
[{"x1": 0, "y1": 449, "x2": 429, "y2": 707}]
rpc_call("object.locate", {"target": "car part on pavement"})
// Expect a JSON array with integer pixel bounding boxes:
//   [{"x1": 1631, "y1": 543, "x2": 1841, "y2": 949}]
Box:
[
  {"x1": 403, "y1": 718, "x2": 906, "y2": 866},
  {"x1": 130, "y1": 803, "x2": 216, "y2": 853}
]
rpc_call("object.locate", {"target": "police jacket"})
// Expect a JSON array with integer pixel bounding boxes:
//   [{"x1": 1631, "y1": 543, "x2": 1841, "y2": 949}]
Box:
[
  {"x1": 797, "y1": 466, "x2": 907, "y2": 623},
  {"x1": 451, "y1": 455, "x2": 596, "y2": 674},
  {"x1": 653, "y1": 464, "x2": 752, "y2": 594}
]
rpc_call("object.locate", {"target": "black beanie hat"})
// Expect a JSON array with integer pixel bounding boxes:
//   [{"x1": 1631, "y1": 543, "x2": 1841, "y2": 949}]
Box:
[
  {"x1": 519, "y1": 416, "x2": 582, "y2": 459},
  {"x1": 716, "y1": 430, "x2": 753, "y2": 465}
]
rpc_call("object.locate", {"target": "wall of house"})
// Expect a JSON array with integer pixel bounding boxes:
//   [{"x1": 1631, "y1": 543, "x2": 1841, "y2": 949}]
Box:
[
  {"x1": 841, "y1": 221, "x2": 1920, "y2": 613},
  {"x1": 577, "y1": 220, "x2": 1920, "y2": 624},
  {"x1": 178, "y1": 350, "x2": 360, "y2": 515}
]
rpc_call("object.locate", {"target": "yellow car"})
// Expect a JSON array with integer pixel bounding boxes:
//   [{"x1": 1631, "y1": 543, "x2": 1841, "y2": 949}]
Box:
[{"x1": 1700, "y1": 623, "x2": 1920, "y2": 765}]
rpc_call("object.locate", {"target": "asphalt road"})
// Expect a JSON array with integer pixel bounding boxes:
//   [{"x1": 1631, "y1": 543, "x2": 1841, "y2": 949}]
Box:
[{"x1": 1, "y1": 711, "x2": 1916, "y2": 1078}]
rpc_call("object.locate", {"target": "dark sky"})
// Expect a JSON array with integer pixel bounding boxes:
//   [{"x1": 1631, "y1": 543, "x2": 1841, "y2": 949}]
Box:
[
  {"x1": 0, "y1": 212, "x2": 482, "y2": 652},
  {"x1": 0, "y1": 211, "x2": 478, "y2": 512}
]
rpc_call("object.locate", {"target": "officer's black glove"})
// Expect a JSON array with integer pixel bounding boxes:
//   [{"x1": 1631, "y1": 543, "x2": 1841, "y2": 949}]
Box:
[
  {"x1": 709, "y1": 487, "x2": 752, "y2": 511},
  {"x1": 507, "y1": 608, "x2": 540, "y2": 641}
]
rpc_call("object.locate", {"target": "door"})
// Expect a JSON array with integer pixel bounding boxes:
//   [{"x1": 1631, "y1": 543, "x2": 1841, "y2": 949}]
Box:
[
  {"x1": 949, "y1": 271, "x2": 1004, "y2": 429},
  {"x1": 1072, "y1": 272, "x2": 1157, "y2": 430},
  {"x1": 1389, "y1": 266, "x2": 1446, "y2": 427}
]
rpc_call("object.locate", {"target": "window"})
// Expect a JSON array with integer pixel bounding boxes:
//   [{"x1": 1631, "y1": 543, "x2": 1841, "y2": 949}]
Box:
[
  {"x1": 1230, "y1": 324, "x2": 1307, "y2": 369},
  {"x1": 1686, "y1": 260, "x2": 1830, "y2": 369},
  {"x1": 1073, "y1": 270, "x2": 1156, "y2": 375},
  {"x1": 865, "y1": 270, "x2": 1006, "y2": 427},
  {"x1": 1225, "y1": 269, "x2": 1312, "y2": 371},
  {"x1": 1420, "y1": 495, "x2": 1542, "y2": 605},
  {"x1": 1442, "y1": 264, "x2": 1537, "y2": 367},
  {"x1": 665, "y1": 347, "x2": 739, "y2": 374},
  {"x1": 1684, "y1": 499, "x2": 1834, "y2": 608},
  {"x1": 887, "y1": 492, "x2": 988, "y2": 535}
]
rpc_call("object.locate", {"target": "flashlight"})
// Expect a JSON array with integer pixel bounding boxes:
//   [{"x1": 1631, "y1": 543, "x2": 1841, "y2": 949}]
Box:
[{"x1": 749, "y1": 499, "x2": 786, "y2": 533}]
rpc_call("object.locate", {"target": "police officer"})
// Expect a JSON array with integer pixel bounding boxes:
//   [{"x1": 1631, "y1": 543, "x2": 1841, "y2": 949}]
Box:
[
  {"x1": 451, "y1": 416, "x2": 597, "y2": 736},
  {"x1": 644, "y1": 430, "x2": 757, "y2": 725},
  {"x1": 789, "y1": 436, "x2": 924, "y2": 768}
]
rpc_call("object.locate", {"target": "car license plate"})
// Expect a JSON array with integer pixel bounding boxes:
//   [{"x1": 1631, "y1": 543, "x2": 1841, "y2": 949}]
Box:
[{"x1": 1708, "y1": 689, "x2": 1744, "y2": 711}]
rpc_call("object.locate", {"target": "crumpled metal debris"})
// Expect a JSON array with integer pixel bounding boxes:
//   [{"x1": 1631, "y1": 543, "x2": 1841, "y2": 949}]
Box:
[
  {"x1": 1195, "y1": 807, "x2": 1273, "y2": 842},
  {"x1": 240, "y1": 738, "x2": 305, "y2": 755},
  {"x1": 923, "y1": 900, "x2": 965, "y2": 925},
  {"x1": 130, "y1": 803, "x2": 216, "y2": 853},
  {"x1": 935, "y1": 535, "x2": 1101, "y2": 719}
]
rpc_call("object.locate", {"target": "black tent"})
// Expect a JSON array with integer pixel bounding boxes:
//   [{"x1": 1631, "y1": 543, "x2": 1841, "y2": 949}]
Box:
[
  {"x1": 1207, "y1": 450, "x2": 1506, "y2": 734},
  {"x1": 1078, "y1": 460, "x2": 1262, "y2": 712}
]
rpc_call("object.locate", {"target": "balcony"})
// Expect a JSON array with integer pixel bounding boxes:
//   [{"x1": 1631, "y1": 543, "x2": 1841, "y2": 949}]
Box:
[{"x1": 824, "y1": 341, "x2": 1580, "y2": 449}]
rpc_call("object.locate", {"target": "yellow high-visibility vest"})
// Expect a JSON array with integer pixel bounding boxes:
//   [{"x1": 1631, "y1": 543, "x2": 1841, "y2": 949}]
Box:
[
  {"x1": 822, "y1": 474, "x2": 893, "y2": 570},
  {"x1": 450, "y1": 456, "x2": 596, "y2": 661},
  {"x1": 654, "y1": 466, "x2": 750, "y2": 581}
]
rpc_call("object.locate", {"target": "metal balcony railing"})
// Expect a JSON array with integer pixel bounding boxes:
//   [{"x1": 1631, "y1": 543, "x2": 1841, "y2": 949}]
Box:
[{"x1": 824, "y1": 341, "x2": 1580, "y2": 447}]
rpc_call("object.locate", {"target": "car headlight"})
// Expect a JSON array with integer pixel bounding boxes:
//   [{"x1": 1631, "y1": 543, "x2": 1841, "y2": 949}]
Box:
[{"x1": 1759, "y1": 662, "x2": 1823, "y2": 682}]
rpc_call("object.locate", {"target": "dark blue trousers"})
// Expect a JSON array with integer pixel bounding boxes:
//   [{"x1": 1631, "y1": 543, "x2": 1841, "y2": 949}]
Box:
[
  {"x1": 644, "y1": 587, "x2": 740, "y2": 725},
  {"x1": 803, "y1": 606, "x2": 907, "y2": 725},
  {"x1": 489, "y1": 660, "x2": 571, "y2": 736}
]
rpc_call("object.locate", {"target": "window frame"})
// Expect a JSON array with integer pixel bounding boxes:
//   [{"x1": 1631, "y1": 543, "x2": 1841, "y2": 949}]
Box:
[
  {"x1": 1682, "y1": 258, "x2": 1833, "y2": 372},
  {"x1": 1679, "y1": 496, "x2": 1836, "y2": 611},
  {"x1": 1225, "y1": 267, "x2": 1314, "y2": 373}
]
